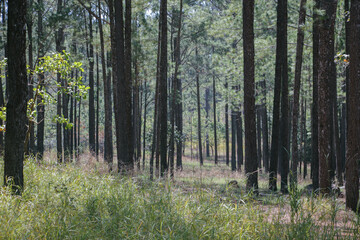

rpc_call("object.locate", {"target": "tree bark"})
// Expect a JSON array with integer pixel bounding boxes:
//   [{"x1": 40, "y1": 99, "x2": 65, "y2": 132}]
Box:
[
  {"x1": 88, "y1": 12, "x2": 95, "y2": 154},
  {"x1": 318, "y1": 0, "x2": 337, "y2": 194},
  {"x1": 346, "y1": 0, "x2": 360, "y2": 213},
  {"x1": 290, "y1": 0, "x2": 307, "y2": 188},
  {"x1": 243, "y1": 0, "x2": 258, "y2": 191},
  {"x1": 213, "y1": 73, "x2": 218, "y2": 165},
  {"x1": 4, "y1": 0, "x2": 27, "y2": 193}
]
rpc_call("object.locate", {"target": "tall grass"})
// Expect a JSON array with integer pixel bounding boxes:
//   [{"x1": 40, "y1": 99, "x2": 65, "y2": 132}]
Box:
[{"x1": 0, "y1": 157, "x2": 359, "y2": 239}]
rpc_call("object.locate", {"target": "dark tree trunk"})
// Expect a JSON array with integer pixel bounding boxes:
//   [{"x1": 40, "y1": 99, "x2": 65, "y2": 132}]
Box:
[
  {"x1": 346, "y1": 0, "x2": 360, "y2": 213},
  {"x1": 279, "y1": 0, "x2": 289, "y2": 194},
  {"x1": 243, "y1": 0, "x2": 258, "y2": 191},
  {"x1": 174, "y1": 1, "x2": 183, "y2": 169},
  {"x1": 269, "y1": 0, "x2": 286, "y2": 192},
  {"x1": 196, "y1": 47, "x2": 203, "y2": 166},
  {"x1": 205, "y1": 88, "x2": 210, "y2": 158},
  {"x1": 225, "y1": 82, "x2": 229, "y2": 166},
  {"x1": 312, "y1": 0, "x2": 320, "y2": 191},
  {"x1": 4, "y1": 0, "x2": 27, "y2": 193},
  {"x1": 159, "y1": 0, "x2": 168, "y2": 176},
  {"x1": 99, "y1": 0, "x2": 113, "y2": 168},
  {"x1": 231, "y1": 110, "x2": 236, "y2": 171},
  {"x1": 256, "y1": 105, "x2": 262, "y2": 170},
  {"x1": 213, "y1": 73, "x2": 218, "y2": 165},
  {"x1": 26, "y1": 0, "x2": 35, "y2": 155},
  {"x1": 36, "y1": 0, "x2": 45, "y2": 160},
  {"x1": 142, "y1": 79, "x2": 148, "y2": 170},
  {"x1": 290, "y1": 0, "x2": 307, "y2": 188},
  {"x1": 88, "y1": 12, "x2": 95, "y2": 154},
  {"x1": 236, "y1": 109, "x2": 243, "y2": 171},
  {"x1": 318, "y1": 0, "x2": 337, "y2": 194},
  {"x1": 56, "y1": 0, "x2": 64, "y2": 163},
  {"x1": 260, "y1": 79, "x2": 269, "y2": 172},
  {"x1": 96, "y1": 52, "x2": 100, "y2": 160}
]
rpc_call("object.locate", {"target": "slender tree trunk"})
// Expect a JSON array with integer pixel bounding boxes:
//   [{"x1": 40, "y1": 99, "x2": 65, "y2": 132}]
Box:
[
  {"x1": 36, "y1": 0, "x2": 45, "y2": 160},
  {"x1": 213, "y1": 73, "x2": 218, "y2": 165},
  {"x1": 312, "y1": 0, "x2": 320, "y2": 191},
  {"x1": 99, "y1": 0, "x2": 113, "y2": 168},
  {"x1": 231, "y1": 110, "x2": 236, "y2": 171},
  {"x1": 195, "y1": 47, "x2": 203, "y2": 166},
  {"x1": 225, "y1": 82, "x2": 229, "y2": 166},
  {"x1": 236, "y1": 108, "x2": 243, "y2": 171},
  {"x1": 56, "y1": 0, "x2": 64, "y2": 163},
  {"x1": 346, "y1": 0, "x2": 360, "y2": 213},
  {"x1": 96, "y1": 52, "x2": 100, "y2": 160},
  {"x1": 290, "y1": 0, "x2": 307, "y2": 188},
  {"x1": 269, "y1": 0, "x2": 286, "y2": 192},
  {"x1": 256, "y1": 105, "x2": 262, "y2": 170},
  {"x1": 142, "y1": 80, "x2": 148, "y2": 170},
  {"x1": 26, "y1": 0, "x2": 35, "y2": 155},
  {"x1": 205, "y1": 88, "x2": 210, "y2": 158},
  {"x1": 159, "y1": 0, "x2": 168, "y2": 176},
  {"x1": 4, "y1": 0, "x2": 27, "y2": 193},
  {"x1": 88, "y1": 12, "x2": 95, "y2": 154},
  {"x1": 260, "y1": 79, "x2": 269, "y2": 172},
  {"x1": 243, "y1": 0, "x2": 258, "y2": 191}
]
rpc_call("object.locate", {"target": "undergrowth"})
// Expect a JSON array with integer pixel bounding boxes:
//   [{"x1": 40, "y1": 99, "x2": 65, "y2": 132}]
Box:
[{"x1": 0, "y1": 158, "x2": 359, "y2": 239}]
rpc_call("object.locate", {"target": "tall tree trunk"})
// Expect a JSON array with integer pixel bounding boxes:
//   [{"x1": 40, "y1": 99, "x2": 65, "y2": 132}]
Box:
[
  {"x1": 96, "y1": 52, "x2": 100, "y2": 160},
  {"x1": 26, "y1": 0, "x2": 35, "y2": 155},
  {"x1": 318, "y1": 0, "x2": 337, "y2": 194},
  {"x1": 213, "y1": 73, "x2": 218, "y2": 165},
  {"x1": 279, "y1": 0, "x2": 289, "y2": 194},
  {"x1": 269, "y1": 0, "x2": 286, "y2": 192},
  {"x1": 36, "y1": 0, "x2": 45, "y2": 160},
  {"x1": 243, "y1": 0, "x2": 258, "y2": 191},
  {"x1": 312, "y1": 0, "x2": 320, "y2": 191},
  {"x1": 175, "y1": 20, "x2": 183, "y2": 170},
  {"x1": 56, "y1": 0, "x2": 64, "y2": 163},
  {"x1": 99, "y1": 0, "x2": 113, "y2": 168},
  {"x1": 195, "y1": 46, "x2": 203, "y2": 166},
  {"x1": 346, "y1": 0, "x2": 360, "y2": 213},
  {"x1": 88, "y1": 12, "x2": 95, "y2": 154},
  {"x1": 4, "y1": 0, "x2": 27, "y2": 193},
  {"x1": 142, "y1": 79, "x2": 148, "y2": 170},
  {"x1": 290, "y1": 0, "x2": 307, "y2": 188},
  {"x1": 159, "y1": 0, "x2": 168, "y2": 176}
]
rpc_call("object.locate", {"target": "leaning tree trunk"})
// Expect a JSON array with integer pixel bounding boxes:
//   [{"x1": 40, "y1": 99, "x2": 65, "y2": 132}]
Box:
[{"x1": 4, "y1": 0, "x2": 27, "y2": 193}]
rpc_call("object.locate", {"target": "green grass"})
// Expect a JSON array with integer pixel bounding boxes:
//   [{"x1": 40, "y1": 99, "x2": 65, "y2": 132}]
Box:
[{"x1": 0, "y1": 157, "x2": 359, "y2": 239}]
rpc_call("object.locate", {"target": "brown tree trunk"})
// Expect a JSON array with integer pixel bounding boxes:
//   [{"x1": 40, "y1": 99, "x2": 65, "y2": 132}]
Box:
[
  {"x1": 4, "y1": 0, "x2": 27, "y2": 193},
  {"x1": 269, "y1": 0, "x2": 286, "y2": 192},
  {"x1": 225, "y1": 82, "x2": 229, "y2": 166},
  {"x1": 243, "y1": 0, "x2": 258, "y2": 191},
  {"x1": 290, "y1": 0, "x2": 307, "y2": 188},
  {"x1": 159, "y1": 0, "x2": 168, "y2": 176},
  {"x1": 318, "y1": 0, "x2": 337, "y2": 194},
  {"x1": 260, "y1": 79, "x2": 269, "y2": 172},
  {"x1": 231, "y1": 110, "x2": 236, "y2": 171},
  {"x1": 99, "y1": 0, "x2": 113, "y2": 168},
  {"x1": 36, "y1": 0, "x2": 45, "y2": 160},
  {"x1": 213, "y1": 73, "x2": 218, "y2": 165},
  {"x1": 346, "y1": 0, "x2": 360, "y2": 213},
  {"x1": 88, "y1": 12, "x2": 95, "y2": 154},
  {"x1": 236, "y1": 108, "x2": 243, "y2": 171},
  {"x1": 312, "y1": 0, "x2": 320, "y2": 191}
]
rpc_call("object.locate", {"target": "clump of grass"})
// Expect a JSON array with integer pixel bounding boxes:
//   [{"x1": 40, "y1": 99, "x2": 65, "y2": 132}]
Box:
[{"x1": 0, "y1": 156, "x2": 359, "y2": 239}]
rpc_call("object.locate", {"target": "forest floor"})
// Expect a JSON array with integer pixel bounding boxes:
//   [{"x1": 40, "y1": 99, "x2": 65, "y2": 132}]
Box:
[{"x1": 0, "y1": 151, "x2": 359, "y2": 239}]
